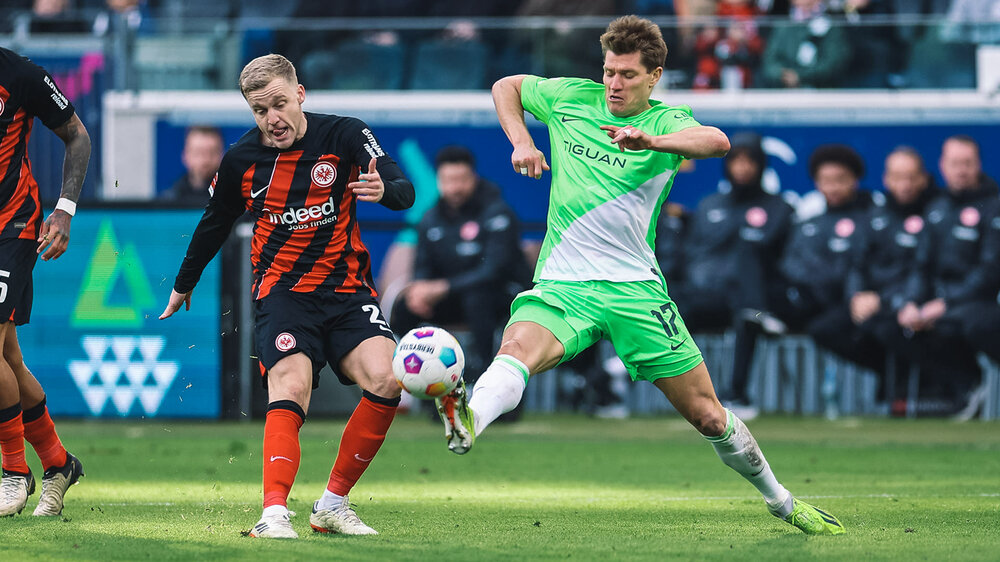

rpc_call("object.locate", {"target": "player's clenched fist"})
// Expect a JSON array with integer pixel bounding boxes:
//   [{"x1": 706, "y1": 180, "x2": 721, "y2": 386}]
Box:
[{"x1": 511, "y1": 144, "x2": 549, "y2": 179}]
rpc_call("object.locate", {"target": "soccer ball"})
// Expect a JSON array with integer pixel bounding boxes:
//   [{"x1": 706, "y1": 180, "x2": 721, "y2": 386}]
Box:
[{"x1": 392, "y1": 327, "x2": 465, "y2": 400}]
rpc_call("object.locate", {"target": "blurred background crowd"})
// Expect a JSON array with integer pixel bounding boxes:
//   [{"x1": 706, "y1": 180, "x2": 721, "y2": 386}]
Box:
[{"x1": 5, "y1": 0, "x2": 1000, "y2": 91}]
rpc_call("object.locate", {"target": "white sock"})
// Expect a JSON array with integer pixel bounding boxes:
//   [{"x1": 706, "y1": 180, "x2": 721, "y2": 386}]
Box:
[
  {"x1": 706, "y1": 409, "x2": 791, "y2": 516},
  {"x1": 316, "y1": 489, "x2": 345, "y2": 511},
  {"x1": 262, "y1": 504, "x2": 289, "y2": 518},
  {"x1": 468, "y1": 355, "x2": 529, "y2": 436}
]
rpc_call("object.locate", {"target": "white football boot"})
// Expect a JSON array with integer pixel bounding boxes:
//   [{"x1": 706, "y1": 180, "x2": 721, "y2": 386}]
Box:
[
  {"x1": 33, "y1": 452, "x2": 84, "y2": 516},
  {"x1": 434, "y1": 379, "x2": 475, "y2": 454},
  {"x1": 249, "y1": 510, "x2": 298, "y2": 539},
  {"x1": 0, "y1": 470, "x2": 35, "y2": 517},
  {"x1": 309, "y1": 496, "x2": 377, "y2": 535}
]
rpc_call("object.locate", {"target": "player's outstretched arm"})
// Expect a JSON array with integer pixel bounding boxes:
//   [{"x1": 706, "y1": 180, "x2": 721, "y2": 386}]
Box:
[
  {"x1": 601, "y1": 124, "x2": 730, "y2": 159},
  {"x1": 159, "y1": 289, "x2": 193, "y2": 320},
  {"x1": 38, "y1": 113, "x2": 90, "y2": 260},
  {"x1": 492, "y1": 75, "x2": 549, "y2": 179}
]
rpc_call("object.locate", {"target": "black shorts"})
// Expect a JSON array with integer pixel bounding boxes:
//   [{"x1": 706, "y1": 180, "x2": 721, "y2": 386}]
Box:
[
  {"x1": 0, "y1": 239, "x2": 38, "y2": 325},
  {"x1": 253, "y1": 288, "x2": 394, "y2": 388}
]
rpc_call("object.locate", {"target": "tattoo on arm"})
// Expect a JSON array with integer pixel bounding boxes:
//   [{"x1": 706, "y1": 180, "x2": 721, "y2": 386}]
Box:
[{"x1": 52, "y1": 114, "x2": 92, "y2": 202}]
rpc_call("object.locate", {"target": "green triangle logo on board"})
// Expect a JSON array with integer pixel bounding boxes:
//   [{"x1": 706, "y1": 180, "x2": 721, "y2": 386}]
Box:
[{"x1": 71, "y1": 220, "x2": 156, "y2": 328}]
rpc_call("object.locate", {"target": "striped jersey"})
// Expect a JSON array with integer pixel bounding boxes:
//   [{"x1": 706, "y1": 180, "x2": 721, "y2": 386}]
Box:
[
  {"x1": 174, "y1": 112, "x2": 412, "y2": 299},
  {"x1": 0, "y1": 47, "x2": 75, "y2": 241}
]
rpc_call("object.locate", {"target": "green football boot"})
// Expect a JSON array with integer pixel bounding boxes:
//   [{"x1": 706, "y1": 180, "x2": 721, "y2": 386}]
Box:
[{"x1": 773, "y1": 498, "x2": 846, "y2": 535}]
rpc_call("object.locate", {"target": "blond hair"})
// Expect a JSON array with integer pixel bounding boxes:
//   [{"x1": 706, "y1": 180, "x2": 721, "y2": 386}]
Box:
[
  {"x1": 599, "y1": 15, "x2": 667, "y2": 72},
  {"x1": 239, "y1": 54, "x2": 298, "y2": 97}
]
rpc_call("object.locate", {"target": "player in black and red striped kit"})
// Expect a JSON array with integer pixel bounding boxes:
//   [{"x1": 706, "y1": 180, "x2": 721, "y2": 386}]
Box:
[
  {"x1": 0, "y1": 47, "x2": 90, "y2": 517},
  {"x1": 160, "y1": 54, "x2": 414, "y2": 539}
]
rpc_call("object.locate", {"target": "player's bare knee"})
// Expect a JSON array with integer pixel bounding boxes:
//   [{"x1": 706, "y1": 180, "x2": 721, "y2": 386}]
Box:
[
  {"x1": 267, "y1": 373, "x2": 310, "y2": 405},
  {"x1": 365, "y1": 371, "x2": 402, "y2": 399},
  {"x1": 496, "y1": 338, "x2": 526, "y2": 360},
  {"x1": 689, "y1": 406, "x2": 727, "y2": 437}
]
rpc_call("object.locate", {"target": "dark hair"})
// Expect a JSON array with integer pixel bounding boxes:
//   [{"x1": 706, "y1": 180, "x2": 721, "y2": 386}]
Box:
[
  {"x1": 600, "y1": 15, "x2": 667, "y2": 72},
  {"x1": 808, "y1": 144, "x2": 865, "y2": 179},
  {"x1": 885, "y1": 145, "x2": 926, "y2": 172},
  {"x1": 943, "y1": 134, "x2": 980, "y2": 158},
  {"x1": 186, "y1": 125, "x2": 224, "y2": 143},
  {"x1": 435, "y1": 145, "x2": 476, "y2": 170}
]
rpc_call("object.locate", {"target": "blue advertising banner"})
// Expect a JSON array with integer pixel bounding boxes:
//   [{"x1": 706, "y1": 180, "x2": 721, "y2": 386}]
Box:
[{"x1": 18, "y1": 210, "x2": 220, "y2": 418}]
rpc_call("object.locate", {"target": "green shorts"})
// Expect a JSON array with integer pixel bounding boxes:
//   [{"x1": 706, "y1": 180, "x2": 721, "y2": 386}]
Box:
[{"x1": 507, "y1": 279, "x2": 703, "y2": 382}]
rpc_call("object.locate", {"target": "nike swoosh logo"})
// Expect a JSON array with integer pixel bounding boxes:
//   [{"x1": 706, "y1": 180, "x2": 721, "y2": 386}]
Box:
[
  {"x1": 251, "y1": 155, "x2": 280, "y2": 198},
  {"x1": 560, "y1": 115, "x2": 581, "y2": 122},
  {"x1": 270, "y1": 455, "x2": 293, "y2": 463},
  {"x1": 354, "y1": 454, "x2": 374, "y2": 463},
  {"x1": 670, "y1": 339, "x2": 688, "y2": 351}
]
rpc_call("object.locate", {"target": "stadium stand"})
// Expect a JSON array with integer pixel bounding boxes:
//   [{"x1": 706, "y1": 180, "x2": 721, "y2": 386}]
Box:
[{"x1": 408, "y1": 39, "x2": 488, "y2": 90}]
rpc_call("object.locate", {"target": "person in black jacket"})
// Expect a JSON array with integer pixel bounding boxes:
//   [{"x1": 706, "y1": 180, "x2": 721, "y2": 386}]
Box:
[
  {"x1": 809, "y1": 147, "x2": 939, "y2": 395},
  {"x1": 159, "y1": 125, "x2": 224, "y2": 207},
  {"x1": 882, "y1": 135, "x2": 1000, "y2": 414},
  {"x1": 391, "y1": 145, "x2": 531, "y2": 381},
  {"x1": 728, "y1": 144, "x2": 873, "y2": 413},
  {"x1": 666, "y1": 132, "x2": 794, "y2": 333}
]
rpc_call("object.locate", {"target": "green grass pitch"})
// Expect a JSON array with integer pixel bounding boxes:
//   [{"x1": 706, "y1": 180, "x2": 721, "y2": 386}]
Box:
[{"x1": 1, "y1": 414, "x2": 998, "y2": 561}]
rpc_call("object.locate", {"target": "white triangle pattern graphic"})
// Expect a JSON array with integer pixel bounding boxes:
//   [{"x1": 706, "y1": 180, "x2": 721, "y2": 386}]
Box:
[{"x1": 67, "y1": 335, "x2": 179, "y2": 417}]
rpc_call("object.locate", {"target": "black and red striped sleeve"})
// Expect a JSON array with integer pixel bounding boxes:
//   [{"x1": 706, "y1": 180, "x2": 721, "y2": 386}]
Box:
[
  {"x1": 19, "y1": 56, "x2": 74, "y2": 130},
  {"x1": 174, "y1": 150, "x2": 246, "y2": 293}
]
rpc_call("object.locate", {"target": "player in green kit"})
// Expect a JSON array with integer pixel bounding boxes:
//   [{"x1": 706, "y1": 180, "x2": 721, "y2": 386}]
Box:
[{"x1": 434, "y1": 15, "x2": 845, "y2": 536}]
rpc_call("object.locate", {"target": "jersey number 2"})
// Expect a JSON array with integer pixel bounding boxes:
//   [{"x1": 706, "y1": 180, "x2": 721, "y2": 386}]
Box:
[{"x1": 362, "y1": 304, "x2": 393, "y2": 334}]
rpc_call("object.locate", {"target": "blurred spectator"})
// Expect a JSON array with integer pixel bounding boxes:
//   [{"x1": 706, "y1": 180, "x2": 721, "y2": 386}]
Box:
[
  {"x1": 92, "y1": 0, "x2": 153, "y2": 36},
  {"x1": 828, "y1": 0, "x2": 907, "y2": 87},
  {"x1": 941, "y1": 0, "x2": 1000, "y2": 44},
  {"x1": 514, "y1": 0, "x2": 617, "y2": 81},
  {"x1": 655, "y1": 201, "x2": 691, "y2": 285},
  {"x1": 693, "y1": 0, "x2": 765, "y2": 89},
  {"x1": 810, "y1": 147, "x2": 939, "y2": 400},
  {"x1": 160, "y1": 126, "x2": 224, "y2": 206},
  {"x1": 882, "y1": 136, "x2": 1000, "y2": 416},
  {"x1": 666, "y1": 133, "x2": 794, "y2": 337},
  {"x1": 390, "y1": 146, "x2": 531, "y2": 382},
  {"x1": 760, "y1": 0, "x2": 853, "y2": 88},
  {"x1": 727, "y1": 144, "x2": 873, "y2": 414},
  {"x1": 26, "y1": 0, "x2": 92, "y2": 34}
]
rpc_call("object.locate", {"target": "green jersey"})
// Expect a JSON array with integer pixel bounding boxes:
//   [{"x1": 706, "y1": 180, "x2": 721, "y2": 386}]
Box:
[{"x1": 520, "y1": 75, "x2": 700, "y2": 283}]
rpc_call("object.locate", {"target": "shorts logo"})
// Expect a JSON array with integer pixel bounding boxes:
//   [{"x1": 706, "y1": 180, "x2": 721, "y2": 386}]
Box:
[
  {"x1": 275, "y1": 332, "x2": 296, "y2": 352},
  {"x1": 311, "y1": 161, "x2": 337, "y2": 187}
]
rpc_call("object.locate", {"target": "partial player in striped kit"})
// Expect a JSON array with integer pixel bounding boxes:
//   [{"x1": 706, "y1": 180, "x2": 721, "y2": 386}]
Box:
[{"x1": 0, "y1": 47, "x2": 90, "y2": 518}]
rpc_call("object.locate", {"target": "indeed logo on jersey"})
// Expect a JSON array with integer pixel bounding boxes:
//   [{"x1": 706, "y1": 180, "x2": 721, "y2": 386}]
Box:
[{"x1": 265, "y1": 197, "x2": 338, "y2": 230}]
